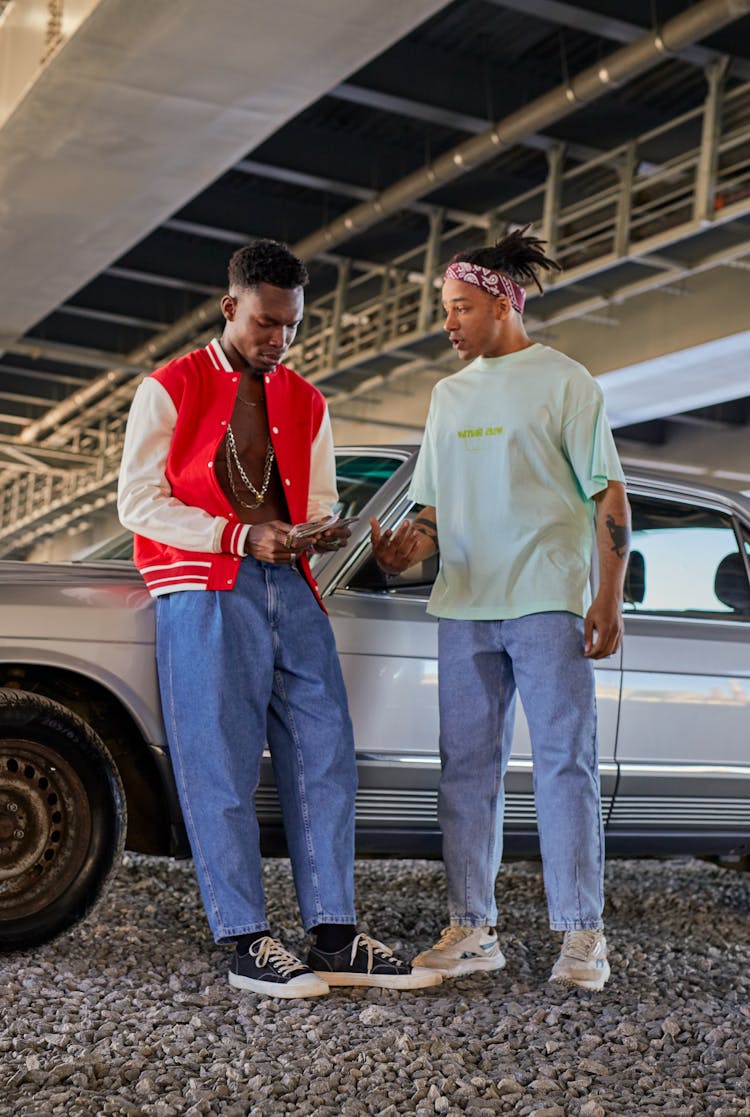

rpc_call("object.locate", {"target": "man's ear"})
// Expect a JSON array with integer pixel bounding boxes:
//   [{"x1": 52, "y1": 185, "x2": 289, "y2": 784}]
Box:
[
  {"x1": 220, "y1": 294, "x2": 236, "y2": 322},
  {"x1": 492, "y1": 294, "x2": 513, "y2": 321}
]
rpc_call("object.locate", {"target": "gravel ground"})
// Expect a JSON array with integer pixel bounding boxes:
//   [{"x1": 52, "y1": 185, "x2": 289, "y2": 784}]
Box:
[{"x1": 1, "y1": 854, "x2": 749, "y2": 1117}]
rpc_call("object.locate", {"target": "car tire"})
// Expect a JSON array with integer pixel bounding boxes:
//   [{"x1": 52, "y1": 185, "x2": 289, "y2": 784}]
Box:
[{"x1": 0, "y1": 687, "x2": 126, "y2": 952}]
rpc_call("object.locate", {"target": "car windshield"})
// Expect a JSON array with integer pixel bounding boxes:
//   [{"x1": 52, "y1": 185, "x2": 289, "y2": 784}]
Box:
[
  {"x1": 333, "y1": 452, "x2": 406, "y2": 519},
  {"x1": 79, "y1": 449, "x2": 407, "y2": 563}
]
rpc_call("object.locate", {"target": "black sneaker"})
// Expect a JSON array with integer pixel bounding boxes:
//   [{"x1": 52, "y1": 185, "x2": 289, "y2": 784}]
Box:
[
  {"x1": 229, "y1": 936, "x2": 329, "y2": 999},
  {"x1": 307, "y1": 932, "x2": 442, "y2": 989}
]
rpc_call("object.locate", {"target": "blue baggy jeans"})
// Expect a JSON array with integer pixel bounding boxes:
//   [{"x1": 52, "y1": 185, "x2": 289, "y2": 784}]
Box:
[
  {"x1": 437, "y1": 611, "x2": 604, "y2": 931},
  {"x1": 155, "y1": 557, "x2": 357, "y2": 942}
]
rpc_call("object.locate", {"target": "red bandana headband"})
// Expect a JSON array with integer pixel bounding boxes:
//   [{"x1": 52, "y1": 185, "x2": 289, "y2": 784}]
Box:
[{"x1": 443, "y1": 260, "x2": 526, "y2": 314}]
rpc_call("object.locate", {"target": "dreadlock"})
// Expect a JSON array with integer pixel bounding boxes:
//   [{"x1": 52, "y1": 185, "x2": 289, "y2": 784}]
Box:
[
  {"x1": 451, "y1": 225, "x2": 561, "y2": 295},
  {"x1": 228, "y1": 238, "x2": 309, "y2": 292}
]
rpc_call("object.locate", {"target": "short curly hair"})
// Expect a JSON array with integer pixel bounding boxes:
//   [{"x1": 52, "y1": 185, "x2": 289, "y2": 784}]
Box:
[{"x1": 228, "y1": 239, "x2": 309, "y2": 292}]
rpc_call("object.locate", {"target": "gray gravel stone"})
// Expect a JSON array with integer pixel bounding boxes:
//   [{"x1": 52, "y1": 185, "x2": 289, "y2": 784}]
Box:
[{"x1": 1, "y1": 855, "x2": 749, "y2": 1116}]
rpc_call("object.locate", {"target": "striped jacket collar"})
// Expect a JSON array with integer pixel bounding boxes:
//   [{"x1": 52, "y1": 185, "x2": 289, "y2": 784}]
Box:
[
  {"x1": 205, "y1": 337, "x2": 280, "y2": 377},
  {"x1": 205, "y1": 338, "x2": 234, "y2": 372}
]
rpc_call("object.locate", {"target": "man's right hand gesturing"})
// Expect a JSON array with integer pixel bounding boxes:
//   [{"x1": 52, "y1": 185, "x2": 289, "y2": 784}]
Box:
[{"x1": 370, "y1": 509, "x2": 438, "y2": 574}]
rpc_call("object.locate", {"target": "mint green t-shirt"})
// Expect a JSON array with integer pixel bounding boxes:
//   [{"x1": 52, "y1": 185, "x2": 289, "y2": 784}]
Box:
[{"x1": 407, "y1": 343, "x2": 625, "y2": 620}]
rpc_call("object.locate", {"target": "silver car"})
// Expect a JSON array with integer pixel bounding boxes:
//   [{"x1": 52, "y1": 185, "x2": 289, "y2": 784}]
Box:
[{"x1": 1, "y1": 446, "x2": 749, "y2": 951}]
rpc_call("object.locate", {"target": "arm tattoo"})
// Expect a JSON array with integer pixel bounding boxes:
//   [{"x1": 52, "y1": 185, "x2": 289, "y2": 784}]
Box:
[
  {"x1": 606, "y1": 515, "x2": 630, "y2": 559},
  {"x1": 413, "y1": 515, "x2": 438, "y2": 541}
]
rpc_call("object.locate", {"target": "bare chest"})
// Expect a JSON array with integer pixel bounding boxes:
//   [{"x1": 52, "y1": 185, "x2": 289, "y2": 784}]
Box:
[{"x1": 214, "y1": 384, "x2": 287, "y2": 523}]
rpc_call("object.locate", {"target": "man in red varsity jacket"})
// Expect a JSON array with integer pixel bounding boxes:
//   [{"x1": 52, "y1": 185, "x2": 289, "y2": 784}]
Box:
[{"x1": 118, "y1": 239, "x2": 440, "y2": 998}]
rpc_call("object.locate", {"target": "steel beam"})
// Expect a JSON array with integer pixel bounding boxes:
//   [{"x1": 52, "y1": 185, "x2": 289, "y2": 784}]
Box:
[
  {"x1": 0, "y1": 435, "x2": 97, "y2": 467},
  {"x1": 58, "y1": 305, "x2": 166, "y2": 331},
  {"x1": 0, "y1": 337, "x2": 150, "y2": 375},
  {"x1": 331, "y1": 82, "x2": 603, "y2": 162},
  {"x1": 0, "y1": 363, "x2": 89, "y2": 387},
  {"x1": 233, "y1": 156, "x2": 487, "y2": 229},
  {"x1": 487, "y1": 0, "x2": 750, "y2": 80},
  {"x1": 105, "y1": 266, "x2": 221, "y2": 296},
  {"x1": 293, "y1": 0, "x2": 750, "y2": 261}
]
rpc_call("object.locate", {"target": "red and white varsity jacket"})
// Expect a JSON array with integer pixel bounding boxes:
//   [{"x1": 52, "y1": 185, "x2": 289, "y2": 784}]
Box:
[{"x1": 117, "y1": 339, "x2": 337, "y2": 605}]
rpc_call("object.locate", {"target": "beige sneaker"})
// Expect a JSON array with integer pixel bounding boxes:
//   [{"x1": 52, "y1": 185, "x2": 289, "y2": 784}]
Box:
[
  {"x1": 412, "y1": 925, "x2": 506, "y2": 977},
  {"x1": 549, "y1": 930, "x2": 610, "y2": 991}
]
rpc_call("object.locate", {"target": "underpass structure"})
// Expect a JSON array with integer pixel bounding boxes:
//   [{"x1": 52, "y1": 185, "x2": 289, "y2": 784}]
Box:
[{"x1": 1, "y1": 0, "x2": 750, "y2": 556}]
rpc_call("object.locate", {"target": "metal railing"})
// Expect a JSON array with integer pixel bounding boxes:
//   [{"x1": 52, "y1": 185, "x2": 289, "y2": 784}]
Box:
[
  {"x1": 1, "y1": 73, "x2": 749, "y2": 556},
  {"x1": 289, "y1": 74, "x2": 750, "y2": 383}
]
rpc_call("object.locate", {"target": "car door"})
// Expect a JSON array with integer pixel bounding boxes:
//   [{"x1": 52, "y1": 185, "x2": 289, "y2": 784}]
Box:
[
  {"x1": 255, "y1": 448, "x2": 413, "y2": 839},
  {"x1": 327, "y1": 488, "x2": 620, "y2": 854},
  {"x1": 612, "y1": 486, "x2": 750, "y2": 855}
]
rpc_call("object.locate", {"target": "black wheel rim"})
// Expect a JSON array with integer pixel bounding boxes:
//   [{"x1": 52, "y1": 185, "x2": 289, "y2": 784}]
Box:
[{"x1": 0, "y1": 739, "x2": 92, "y2": 922}]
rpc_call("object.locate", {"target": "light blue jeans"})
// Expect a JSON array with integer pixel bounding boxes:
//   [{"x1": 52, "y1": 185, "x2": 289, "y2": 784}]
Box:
[
  {"x1": 155, "y1": 557, "x2": 357, "y2": 942},
  {"x1": 437, "y1": 612, "x2": 604, "y2": 931}
]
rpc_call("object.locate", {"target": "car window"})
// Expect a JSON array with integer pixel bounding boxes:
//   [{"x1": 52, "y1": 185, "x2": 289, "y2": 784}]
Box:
[
  {"x1": 342, "y1": 489, "x2": 750, "y2": 613},
  {"x1": 79, "y1": 533, "x2": 135, "y2": 561},
  {"x1": 624, "y1": 494, "x2": 750, "y2": 618},
  {"x1": 308, "y1": 453, "x2": 407, "y2": 575},
  {"x1": 345, "y1": 502, "x2": 439, "y2": 597},
  {"x1": 333, "y1": 453, "x2": 405, "y2": 519}
]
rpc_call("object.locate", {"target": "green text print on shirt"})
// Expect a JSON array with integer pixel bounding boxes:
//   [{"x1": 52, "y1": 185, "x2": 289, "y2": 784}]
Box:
[{"x1": 457, "y1": 426, "x2": 504, "y2": 451}]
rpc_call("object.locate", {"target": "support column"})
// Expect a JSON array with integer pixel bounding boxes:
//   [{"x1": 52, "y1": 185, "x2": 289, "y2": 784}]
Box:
[
  {"x1": 329, "y1": 257, "x2": 352, "y2": 370},
  {"x1": 541, "y1": 143, "x2": 566, "y2": 266},
  {"x1": 693, "y1": 56, "x2": 730, "y2": 226},
  {"x1": 419, "y1": 208, "x2": 444, "y2": 332},
  {"x1": 615, "y1": 142, "x2": 638, "y2": 259},
  {"x1": 374, "y1": 267, "x2": 392, "y2": 352}
]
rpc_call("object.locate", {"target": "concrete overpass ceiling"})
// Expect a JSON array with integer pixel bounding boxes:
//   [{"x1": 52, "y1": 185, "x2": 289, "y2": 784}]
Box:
[
  {"x1": 0, "y1": 0, "x2": 451, "y2": 335},
  {"x1": 2, "y1": 0, "x2": 750, "y2": 554}
]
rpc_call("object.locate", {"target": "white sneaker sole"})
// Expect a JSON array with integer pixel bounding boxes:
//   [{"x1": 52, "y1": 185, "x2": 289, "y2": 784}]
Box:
[
  {"x1": 313, "y1": 967, "x2": 443, "y2": 989},
  {"x1": 549, "y1": 960, "x2": 610, "y2": 992},
  {"x1": 413, "y1": 953, "x2": 507, "y2": 978},
  {"x1": 228, "y1": 971, "x2": 329, "y2": 998}
]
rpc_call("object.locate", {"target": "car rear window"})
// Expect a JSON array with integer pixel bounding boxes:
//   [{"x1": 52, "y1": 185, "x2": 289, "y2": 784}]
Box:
[{"x1": 625, "y1": 494, "x2": 750, "y2": 618}]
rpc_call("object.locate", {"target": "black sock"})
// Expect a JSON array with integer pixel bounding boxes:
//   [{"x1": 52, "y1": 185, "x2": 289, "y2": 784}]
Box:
[
  {"x1": 312, "y1": 923, "x2": 356, "y2": 953},
  {"x1": 235, "y1": 930, "x2": 270, "y2": 955}
]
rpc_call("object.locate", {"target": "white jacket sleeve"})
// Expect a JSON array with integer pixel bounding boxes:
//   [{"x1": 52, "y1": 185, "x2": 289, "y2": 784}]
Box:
[
  {"x1": 118, "y1": 378, "x2": 232, "y2": 552},
  {"x1": 307, "y1": 404, "x2": 339, "y2": 520}
]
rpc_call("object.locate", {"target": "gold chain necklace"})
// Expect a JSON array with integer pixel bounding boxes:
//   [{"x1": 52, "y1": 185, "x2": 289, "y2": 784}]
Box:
[
  {"x1": 235, "y1": 392, "x2": 264, "y2": 408},
  {"x1": 225, "y1": 425, "x2": 274, "y2": 508}
]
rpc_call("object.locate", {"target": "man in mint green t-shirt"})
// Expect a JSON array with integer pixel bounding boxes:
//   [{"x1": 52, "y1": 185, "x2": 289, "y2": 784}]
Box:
[{"x1": 371, "y1": 228, "x2": 630, "y2": 991}]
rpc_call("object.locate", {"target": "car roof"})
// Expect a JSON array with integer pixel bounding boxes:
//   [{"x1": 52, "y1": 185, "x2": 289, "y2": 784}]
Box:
[{"x1": 623, "y1": 465, "x2": 750, "y2": 518}]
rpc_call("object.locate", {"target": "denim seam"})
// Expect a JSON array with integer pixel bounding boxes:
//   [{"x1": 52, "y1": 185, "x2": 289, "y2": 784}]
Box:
[
  {"x1": 483, "y1": 732, "x2": 503, "y2": 924},
  {"x1": 269, "y1": 568, "x2": 325, "y2": 916},
  {"x1": 592, "y1": 713, "x2": 605, "y2": 917},
  {"x1": 550, "y1": 919, "x2": 604, "y2": 931},
  {"x1": 272, "y1": 664, "x2": 323, "y2": 920},
  {"x1": 163, "y1": 613, "x2": 227, "y2": 937},
  {"x1": 302, "y1": 913, "x2": 356, "y2": 933},
  {"x1": 219, "y1": 921, "x2": 271, "y2": 941}
]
